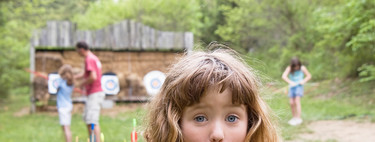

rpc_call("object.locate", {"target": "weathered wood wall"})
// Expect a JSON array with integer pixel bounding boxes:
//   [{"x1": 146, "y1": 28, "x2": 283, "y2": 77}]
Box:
[{"x1": 30, "y1": 20, "x2": 194, "y2": 50}]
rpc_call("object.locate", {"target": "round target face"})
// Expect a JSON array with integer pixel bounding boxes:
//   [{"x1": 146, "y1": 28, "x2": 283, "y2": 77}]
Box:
[
  {"x1": 143, "y1": 71, "x2": 166, "y2": 96},
  {"x1": 48, "y1": 73, "x2": 61, "y2": 94},
  {"x1": 150, "y1": 78, "x2": 162, "y2": 89},
  {"x1": 104, "y1": 80, "x2": 117, "y2": 91},
  {"x1": 101, "y1": 75, "x2": 120, "y2": 95},
  {"x1": 53, "y1": 79, "x2": 60, "y2": 88}
]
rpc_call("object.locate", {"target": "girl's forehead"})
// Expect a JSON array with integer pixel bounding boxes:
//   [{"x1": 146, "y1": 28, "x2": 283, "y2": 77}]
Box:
[{"x1": 190, "y1": 87, "x2": 239, "y2": 107}]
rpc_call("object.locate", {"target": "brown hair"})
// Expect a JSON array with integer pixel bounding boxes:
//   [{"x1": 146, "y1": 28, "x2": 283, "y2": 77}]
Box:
[
  {"x1": 290, "y1": 57, "x2": 302, "y2": 74},
  {"x1": 76, "y1": 41, "x2": 89, "y2": 50},
  {"x1": 144, "y1": 45, "x2": 280, "y2": 141},
  {"x1": 58, "y1": 64, "x2": 74, "y2": 86}
]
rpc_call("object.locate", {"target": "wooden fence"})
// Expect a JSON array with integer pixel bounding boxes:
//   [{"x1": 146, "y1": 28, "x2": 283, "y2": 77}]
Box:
[{"x1": 30, "y1": 20, "x2": 194, "y2": 50}]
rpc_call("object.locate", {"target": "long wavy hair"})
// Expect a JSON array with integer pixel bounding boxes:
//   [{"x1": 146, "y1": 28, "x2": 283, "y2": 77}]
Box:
[{"x1": 144, "y1": 44, "x2": 280, "y2": 142}]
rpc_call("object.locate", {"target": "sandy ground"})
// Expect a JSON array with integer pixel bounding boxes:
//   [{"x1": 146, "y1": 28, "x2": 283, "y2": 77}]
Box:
[{"x1": 288, "y1": 120, "x2": 375, "y2": 142}]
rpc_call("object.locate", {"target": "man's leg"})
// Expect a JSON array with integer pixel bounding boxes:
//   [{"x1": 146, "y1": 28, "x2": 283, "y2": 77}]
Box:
[
  {"x1": 87, "y1": 124, "x2": 101, "y2": 142},
  {"x1": 84, "y1": 92, "x2": 105, "y2": 142}
]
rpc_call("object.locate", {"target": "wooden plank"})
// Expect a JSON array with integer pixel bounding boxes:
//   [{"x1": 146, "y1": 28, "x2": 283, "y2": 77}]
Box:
[
  {"x1": 129, "y1": 21, "x2": 142, "y2": 49},
  {"x1": 69, "y1": 22, "x2": 75, "y2": 47},
  {"x1": 39, "y1": 29, "x2": 48, "y2": 47},
  {"x1": 104, "y1": 25, "x2": 114, "y2": 49},
  {"x1": 184, "y1": 32, "x2": 194, "y2": 51},
  {"x1": 141, "y1": 25, "x2": 151, "y2": 49},
  {"x1": 47, "y1": 21, "x2": 57, "y2": 46},
  {"x1": 74, "y1": 30, "x2": 84, "y2": 46},
  {"x1": 156, "y1": 31, "x2": 174, "y2": 50},
  {"x1": 58, "y1": 21, "x2": 74, "y2": 47},
  {"x1": 150, "y1": 28, "x2": 156, "y2": 49},
  {"x1": 136, "y1": 22, "x2": 143, "y2": 49},
  {"x1": 75, "y1": 30, "x2": 94, "y2": 48},
  {"x1": 120, "y1": 20, "x2": 130, "y2": 49},
  {"x1": 112, "y1": 22, "x2": 121, "y2": 50},
  {"x1": 173, "y1": 32, "x2": 184, "y2": 49},
  {"x1": 94, "y1": 29, "x2": 105, "y2": 49}
]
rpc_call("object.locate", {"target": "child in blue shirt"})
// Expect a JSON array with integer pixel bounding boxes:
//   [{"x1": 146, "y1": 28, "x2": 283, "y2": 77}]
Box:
[
  {"x1": 282, "y1": 57, "x2": 311, "y2": 126},
  {"x1": 57, "y1": 64, "x2": 74, "y2": 142}
]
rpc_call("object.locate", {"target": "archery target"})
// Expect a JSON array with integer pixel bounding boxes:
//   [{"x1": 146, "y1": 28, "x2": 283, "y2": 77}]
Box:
[
  {"x1": 101, "y1": 74, "x2": 120, "y2": 95},
  {"x1": 48, "y1": 73, "x2": 61, "y2": 95},
  {"x1": 143, "y1": 71, "x2": 166, "y2": 96}
]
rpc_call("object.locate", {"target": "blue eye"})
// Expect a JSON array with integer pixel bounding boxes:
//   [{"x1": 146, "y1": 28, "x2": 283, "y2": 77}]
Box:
[
  {"x1": 226, "y1": 115, "x2": 238, "y2": 122},
  {"x1": 194, "y1": 116, "x2": 207, "y2": 122}
]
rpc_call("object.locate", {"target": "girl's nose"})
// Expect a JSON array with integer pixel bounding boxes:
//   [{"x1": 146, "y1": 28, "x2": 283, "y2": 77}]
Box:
[{"x1": 209, "y1": 121, "x2": 224, "y2": 142}]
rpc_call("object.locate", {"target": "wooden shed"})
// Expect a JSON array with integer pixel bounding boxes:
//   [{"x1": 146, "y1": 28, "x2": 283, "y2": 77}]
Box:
[{"x1": 29, "y1": 20, "x2": 193, "y2": 112}]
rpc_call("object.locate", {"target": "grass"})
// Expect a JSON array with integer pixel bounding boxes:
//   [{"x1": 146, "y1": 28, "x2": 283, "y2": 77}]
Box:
[
  {"x1": 0, "y1": 94, "x2": 145, "y2": 142},
  {"x1": 267, "y1": 79, "x2": 375, "y2": 141},
  {"x1": 1, "y1": 79, "x2": 374, "y2": 141}
]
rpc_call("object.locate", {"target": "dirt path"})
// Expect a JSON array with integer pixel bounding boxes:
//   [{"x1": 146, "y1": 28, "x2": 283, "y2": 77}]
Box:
[{"x1": 288, "y1": 120, "x2": 375, "y2": 142}]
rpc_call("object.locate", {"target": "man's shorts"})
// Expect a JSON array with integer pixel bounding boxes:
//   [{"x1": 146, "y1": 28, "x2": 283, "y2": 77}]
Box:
[
  {"x1": 288, "y1": 85, "x2": 304, "y2": 98},
  {"x1": 83, "y1": 91, "x2": 105, "y2": 124},
  {"x1": 58, "y1": 107, "x2": 72, "y2": 126}
]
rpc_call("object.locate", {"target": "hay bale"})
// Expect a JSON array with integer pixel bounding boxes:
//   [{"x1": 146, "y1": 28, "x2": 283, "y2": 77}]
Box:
[
  {"x1": 35, "y1": 53, "x2": 63, "y2": 73},
  {"x1": 117, "y1": 72, "x2": 128, "y2": 89},
  {"x1": 33, "y1": 75, "x2": 50, "y2": 107},
  {"x1": 125, "y1": 73, "x2": 147, "y2": 97},
  {"x1": 117, "y1": 90, "x2": 127, "y2": 99}
]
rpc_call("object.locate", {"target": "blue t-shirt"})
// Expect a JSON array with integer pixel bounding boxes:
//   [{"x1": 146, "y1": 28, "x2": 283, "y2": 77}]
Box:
[
  {"x1": 288, "y1": 69, "x2": 304, "y2": 84},
  {"x1": 56, "y1": 78, "x2": 73, "y2": 109}
]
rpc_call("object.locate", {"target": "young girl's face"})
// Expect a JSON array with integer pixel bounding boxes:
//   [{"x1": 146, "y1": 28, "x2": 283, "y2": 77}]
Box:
[{"x1": 180, "y1": 86, "x2": 248, "y2": 142}]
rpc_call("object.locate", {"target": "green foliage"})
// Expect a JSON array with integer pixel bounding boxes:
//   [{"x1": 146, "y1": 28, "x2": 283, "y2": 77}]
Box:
[
  {"x1": 358, "y1": 64, "x2": 375, "y2": 82},
  {"x1": 72, "y1": 0, "x2": 203, "y2": 36},
  {"x1": 215, "y1": 0, "x2": 375, "y2": 82},
  {"x1": 1, "y1": 0, "x2": 375, "y2": 97},
  {"x1": 0, "y1": 0, "x2": 91, "y2": 97}
]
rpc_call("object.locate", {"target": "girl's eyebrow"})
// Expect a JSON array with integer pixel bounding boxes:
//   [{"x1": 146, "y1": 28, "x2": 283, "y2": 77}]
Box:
[{"x1": 188, "y1": 104, "x2": 208, "y2": 110}]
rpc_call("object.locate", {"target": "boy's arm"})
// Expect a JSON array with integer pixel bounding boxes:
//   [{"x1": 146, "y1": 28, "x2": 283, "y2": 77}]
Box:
[
  {"x1": 300, "y1": 66, "x2": 312, "y2": 85},
  {"x1": 74, "y1": 72, "x2": 84, "y2": 80},
  {"x1": 282, "y1": 66, "x2": 295, "y2": 84}
]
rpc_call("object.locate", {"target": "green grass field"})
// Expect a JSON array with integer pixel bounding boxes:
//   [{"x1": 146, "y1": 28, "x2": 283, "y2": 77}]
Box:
[
  {"x1": 0, "y1": 94, "x2": 145, "y2": 142},
  {"x1": 0, "y1": 79, "x2": 374, "y2": 141}
]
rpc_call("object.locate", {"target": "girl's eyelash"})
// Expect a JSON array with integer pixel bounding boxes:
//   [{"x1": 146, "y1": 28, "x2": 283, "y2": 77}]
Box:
[
  {"x1": 226, "y1": 114, "x2": 239, "y2": 122},
  {"x1": 194, "y1": 115, "x2": 207, "y2": 122}
]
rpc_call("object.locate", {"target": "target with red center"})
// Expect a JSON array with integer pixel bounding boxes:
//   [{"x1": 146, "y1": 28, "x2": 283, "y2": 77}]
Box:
[
  {"x1": 101, "y1": 73, "x2": 120, "y2": 95},
  {"x1": 143, "y1": 71, "x2": 166, "y2": 96}
]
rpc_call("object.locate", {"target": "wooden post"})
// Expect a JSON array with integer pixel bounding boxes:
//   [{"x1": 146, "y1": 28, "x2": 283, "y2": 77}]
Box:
[{"x1": 30, "y1": 41, "x2": 36, "y2": 113}]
